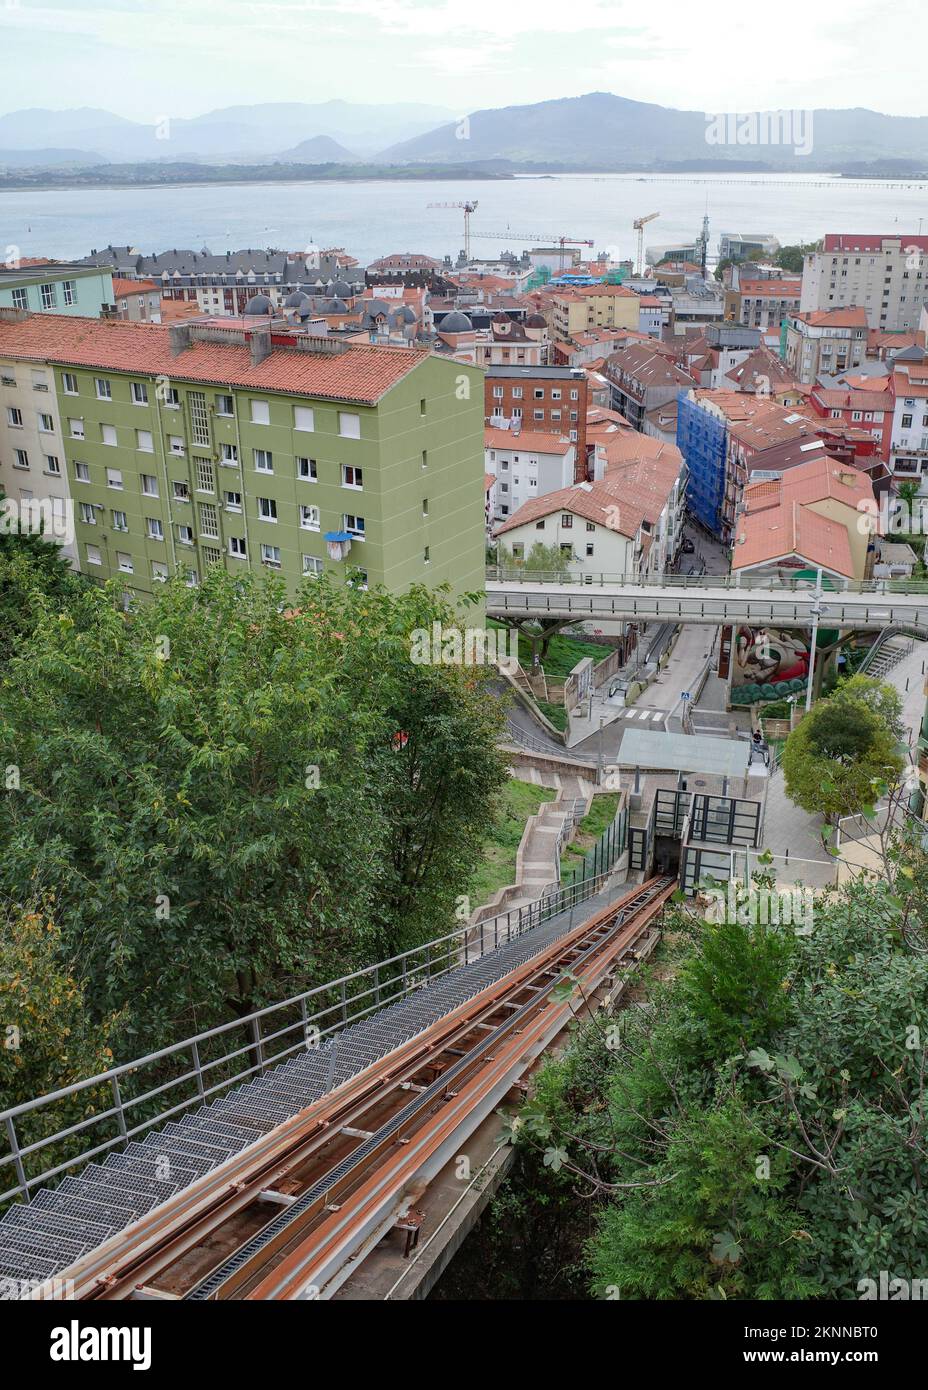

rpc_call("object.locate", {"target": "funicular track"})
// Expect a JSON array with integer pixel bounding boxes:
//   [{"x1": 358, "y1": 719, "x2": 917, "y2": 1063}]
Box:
[{"x1": 48, "y1": 876, "x2": 674, "y2": 1302}]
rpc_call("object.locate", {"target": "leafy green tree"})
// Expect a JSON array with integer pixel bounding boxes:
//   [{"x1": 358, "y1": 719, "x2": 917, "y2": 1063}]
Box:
[
  {"x1": 783, "y1": 679, "x2": 905, "y2": 820},
  {"x1": 775, "y1": 243, "x2": 819, "y2": 274},
  {"x1": 0, "y1": 569, "x2": 506, "y2": 1051},
  {"x1": 0, "y1": 491, "x2": 85, "y2": 664}
]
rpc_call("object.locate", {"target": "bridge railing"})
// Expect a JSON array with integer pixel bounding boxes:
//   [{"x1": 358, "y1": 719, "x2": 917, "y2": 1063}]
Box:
[
  {"x1": 486, "y1": 567, "x2": 928, "y2": 596},
  {"x1": 0, "y1": 868, "x2": 618, "y2": 1207}
]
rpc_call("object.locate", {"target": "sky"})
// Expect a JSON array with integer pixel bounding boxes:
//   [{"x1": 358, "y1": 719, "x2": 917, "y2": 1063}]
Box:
[{"x1": 1, "y1": 0, "x2": 926, "y2": 121}]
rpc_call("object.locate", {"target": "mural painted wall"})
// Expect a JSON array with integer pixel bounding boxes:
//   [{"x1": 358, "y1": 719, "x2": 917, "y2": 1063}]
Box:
[{"x1": 730, "y1": 626, "x2": 811, "y2": 704}]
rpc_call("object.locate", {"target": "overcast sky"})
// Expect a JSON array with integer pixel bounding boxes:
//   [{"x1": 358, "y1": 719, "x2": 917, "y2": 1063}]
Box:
[{"x1": 2, "y1": 0, "x2": 925, "y2": 120}]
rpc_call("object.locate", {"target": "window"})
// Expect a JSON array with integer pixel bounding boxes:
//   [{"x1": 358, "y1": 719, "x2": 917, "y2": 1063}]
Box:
[
  {"x1": 229, "y1": 536, "x2": 247, "y2": 558},
  {"x1": 136, "y1": 429, "x2": 153, "y2": 452},
  {"x1": 215, "y1": 394, "x2": 234, "y2": 417},
  {"x1": 6, "y1": 407, "x2": 22, "y2": 427},
  {"x1": 106, "y1": 468, "x2": 123, "y2": 489},
  {"x1": 11, "y1": 288, "x2": 27, "y2": 310},
  {"x1": 224, "y1": 490, "x2": 242, "y2": 511},
  {"x1": 111, "y1": 510, "x2": 128, "y2": 531},
  {"x1": 198, "y1": 503, "x2": 219, "y2": 538},
  {"x1": 512, "y1": 387, "x2": 523, "y2": 399},
  {"x1": 31, "y1": 370, "x2": 48, "y2": 391},
  {"x1": 95, "y1": 377, "x2": 112, "y2": 401},
  {"x1": 535, "y1": 520, "x2": 545, "y2": 530},
  {"x1": 250, "y1": 399, "x2": 270, "y2": 425},
  {"x1": 74, "y1": 461, "x2": 90, "y2": 482},
  {"x1": 586, "y1": 543, "x2": 594, "y2": 557},
  {"x1": 62, "y1": 280, "x2": 76, "y2": 306},
  {"x1": 534, "y1": 388, "x2": 544, "y2": 399},
  {"x1": 151, "y1": 561, "x2": 169, "y2": 582},
  {"x1": 115, "y1": 552, "x2": 133, "y2": 574},
  {"x1": 202, "y1": 546, "x2": 222, "y2": 567},
  {"x1": 586, "y1": 522, "x2": 595, "y2": 532},
  {"x1": 189, "y1": 391, "x2": 210, "y2": 447},
  {"x1": 62, "y1": 372, "x2": 78, "y2": 395},
  {"x1": 260, "y1": 543, "x2": 281, "y2": 568},
  {"x1": 80, "y1": 501, "x2": 98, "y2": 524},
  {"x1": 561, "y1": 514, "x2": 573, "y2": 528},
  {"x1": 420, "y1": 398, "x2": 426, "y2": 417},
  {"x1": 254, "y1": 449, "x2": 273, "y2": 473},
  {"x1": 132, "y1": 382, "x2": 149, "y2": 405},
  {"x1": 302, "y1": 555, "x2": 324, "y2": 576},
  {"x1": 258, "y1": 496, "x2": 277, "y2": 521},
  {"x1": 423, "y1": 545, "x2": 430, "y2": 564},
  {"x1": 102, "y1": 425, "x2": 117, "y2": 447},
  {"x1": 13, "y1": 449, "x2": 28, "y2": 469},
  {"x1": 147, "y1": 518, "x2": 164, "y2": 540},
  {"x1": 185, "y1": 569, "x2": 198, "y2": 588},
  {"x1": 220, "y1": 442, "x2": 238, "y2": 466},
  {"x1": 342, "y1": 464, "x2": 363, "y2": 489},
  {"x1": 40, "y1": 283, "x2": 57, "y2": 310},
  {"x1": 421, "y1": 450, "x2": 428, "y2": 469},
  {"x1": 492, "y1": 386, "x2": 503, "y2": 399},
  {"x1": 195, "y1": 459, "x2": 214, "y2": 492},
  {"x1": 338, "y1": 411, "x2": 361, "y2": 439},
  {"x1": 422, "y1": 497, "x2": 429, "y2": 516},
  {"x1": 533, "y1": 410, "x2": 544, "y2": 421},
  {"x1": 169, "y1": 436, "x2": 185, "y2": 455},
  {"x1": 173, "y1": 480, "x2": 190, "y2": 502},
  {"x1": 293, "y1": 406, "x2": 314, "y2": 431},
  {"x1": 344, "y1": 513, "x2": 365, "y2": 539},
  {"x1": 165, "y1": 388, "x2": 180, "y2": 409},
  {"x1": 44, "y1": 454, "x2": 61, "y2": 475},
  {"x1": 903, "y1": 414, "x2": 914, "y2": 429},
  {"x1": 297, "y1": 456, "x2": 317, "y2": 481},
  {"x1": 551, "y1": 389, "x2": 561, "y2": 400},
  {"x1": 36, "y1": 412, "x2": 53, "y2": 433},
  {"x1": 299, "y1": 504, "x2": 320, "y2": 531},
  {"x1": 177, "y1": 524, "x2": 194, "y2": 546},
  {"x1": 560, "y1": 543, "x2": 572, "y2": 556},
  {"x1": 141, "y1": 473, "x2": 158, "y2": 496},
  {"x1": 85, "y1": 544, "x2": 102, "y2": 566}
]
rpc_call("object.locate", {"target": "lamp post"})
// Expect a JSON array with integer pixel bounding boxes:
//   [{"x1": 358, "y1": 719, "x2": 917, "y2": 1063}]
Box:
[{"x1": 804, "y1": 568, "x2": 830, "y2": 714}]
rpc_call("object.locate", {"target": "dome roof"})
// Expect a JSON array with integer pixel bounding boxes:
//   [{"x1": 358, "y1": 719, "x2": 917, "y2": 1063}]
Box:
[
  {"x1": 441, "y1": 310, "x2": 473, "y2": 333},
  {"x1": 525, "y1": 312, "x2": 547, "y2": 327},
  {"x1": 297, "y1": 301, "x2": 317, "y2": 319},
  {"x1": 331, "y1": 279, "x2": 352, "y2": 298},
  {"x1": 243, "y1": 293, "x2": 273, "y2": 315},
  {"x1": 284, "y1": 290, "x2": 309, "y2": 308},
  {"x1": 397, "y1": 304, "x2": 417, "y2": 323},
  {"x1": 491, "y1": 310, "x2": 510, "y2": 324}
]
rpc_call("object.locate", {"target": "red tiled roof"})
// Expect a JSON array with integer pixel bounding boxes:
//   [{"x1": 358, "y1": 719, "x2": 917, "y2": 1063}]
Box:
[
  {"x1": 0, "y1": 313, "x2": 430, "y2": 405},
  {"x1": 484, "y1": 427, "x2": 571, "y2": 455},
  {"x1": 792, "y1": 306, "x2": 868, "y2": 329},
  {"x1": 112, "y1": 277, "x2": 159, "y2": 297},
  {"x1": 733, "y1": 501, "x2": 854, "y2": 578},
  {"x1": 823, "y1": 234, "x2": 928, "y2": 253}
]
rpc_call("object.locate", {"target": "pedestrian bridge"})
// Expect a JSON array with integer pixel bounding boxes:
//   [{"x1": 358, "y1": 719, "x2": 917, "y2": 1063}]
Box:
[{"x1": 485, "y1": 570, "x2": 928, "y2": 631}]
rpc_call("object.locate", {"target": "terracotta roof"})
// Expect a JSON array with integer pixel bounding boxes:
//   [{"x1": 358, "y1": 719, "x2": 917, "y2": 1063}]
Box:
[
  {"x1": 823, "y1": 233, "x2": 928, "y2": 253},
  {"x1": 484, "y1": 472, "x2": 496, "y2": 491},
  {"x1": 743, "y1": 452, "x2": 875, "y2": 513},
  {"x1": 692, "y1": 389, "x2": 815, "y2": 450},
  {"x1": 111, "y1": 277, "x2": 159, "y2": 297},
  {"x1": 0, "y1": 312, "x2": 430, "y2": 405},
  {"x1": 724, "y1": 346, "x2": 797, "y2": 391},
  {"x1": 484, "y1": 426, "x2": 571, "y2": 455},
  {"x1": 811, "y1": 386, "x2": 890, "y2": 413},
  {"x1": 733, "y1": 501, "x2": 854, "y2": 578},
  {"x1": 792, "y1": 306, "x2": 868, "y2": 329}
]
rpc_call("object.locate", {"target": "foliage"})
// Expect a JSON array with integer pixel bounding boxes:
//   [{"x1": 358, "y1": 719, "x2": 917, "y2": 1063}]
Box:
[
  {"x1": 0, "y1": 569, "x2": 507, "y2": 1053},
  {"x1": 0, "y1": 501, "x2": 85, "y2": 665},
  {"x1": 496, "y1": 542, "x2": 572, "y2": 577},
  {"x1": 774, "y1": 243, "x2": 818, "y2": 274},
  {"x1": 783, "y1": 676, "x2": 905, "y2": 820}
]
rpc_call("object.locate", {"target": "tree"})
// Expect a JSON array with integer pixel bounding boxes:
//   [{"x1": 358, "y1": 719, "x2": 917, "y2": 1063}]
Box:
[
  {"x1": 0, "y1": 569, "x2": 507, "y2": 1052},
  {"x1": 783, "y1": 678, "x2": 905, "y2": 821},
  {"x1": 0, "y1": 492, "x2": 85, "y2": 665},
  {"x1": 497, "y1": 541, "x2": 571, "y2": 577}
]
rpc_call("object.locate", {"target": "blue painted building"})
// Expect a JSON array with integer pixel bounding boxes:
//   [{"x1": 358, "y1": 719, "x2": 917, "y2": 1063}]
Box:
[
  {"x1": 0, "y1": 264, "x2": 115, "y2": 317},
  {"x1": 676, "y1": 391, "x2": 728, "y2": 537}
]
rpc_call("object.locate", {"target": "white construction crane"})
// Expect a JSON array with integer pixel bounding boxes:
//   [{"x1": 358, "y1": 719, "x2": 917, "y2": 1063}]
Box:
[
  {"x1": 633, "y1": 212, "x2": 659, "y2": 276},
  {"x1": 427, "y1": 201, "x2": 479, "y2": 260},
  {"x1": 471, "y1": 230, "x2": 594, "y2": 271}
]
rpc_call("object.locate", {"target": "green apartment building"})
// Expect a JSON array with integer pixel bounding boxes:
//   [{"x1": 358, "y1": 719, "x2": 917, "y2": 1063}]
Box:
[
  {"x1": 0, "y1": 312, "x2": 486, "y2": 601},
  {"x1": 0, "y1": 264, "x2": 115, "y2": 317}
]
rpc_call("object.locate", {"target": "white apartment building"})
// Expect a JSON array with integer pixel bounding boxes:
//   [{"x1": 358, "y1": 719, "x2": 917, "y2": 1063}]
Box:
[
  {"x1": 799, "y1": 234, "x2": 928, "y2": 332},
  {"x1": 484, "y1": 426, "x2": 576, "y2": 523},
  {"x1": 0, "y1": 356, "x2": 77, "y2": 562},
  {"x1": 889, "y1": 349, "x2": 928, "y2": 491},
  {"x1": 785, "y1": 307, "x2": 868, "y2": 384}
]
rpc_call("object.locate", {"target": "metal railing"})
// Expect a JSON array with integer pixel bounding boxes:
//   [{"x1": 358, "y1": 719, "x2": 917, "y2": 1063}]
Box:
[
  {"x1": 562, "y1": 801, "x2": 629, "y2": 888},
  {"x1": 0, "y1": 868, "x2": 619, "y2": 1207},
  {"x1": 487, "y1": 567, "x2": 928, "y2": 595}
]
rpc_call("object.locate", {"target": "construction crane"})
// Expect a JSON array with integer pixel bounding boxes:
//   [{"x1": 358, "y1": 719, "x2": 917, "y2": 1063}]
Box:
[
  {"x1": 427, "y1": 201, "x2": 479, "y2": 260},
  {"x1": 633, "y1": 212, "x2": 659, "y2": 276},
  {"x1": 471, "y1": 230, "x2": 594, "y2": 271}
]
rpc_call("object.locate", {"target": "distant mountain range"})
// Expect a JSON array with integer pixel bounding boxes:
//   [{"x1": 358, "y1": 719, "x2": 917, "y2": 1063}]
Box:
[{"x1": 1, "y1": 93, "x2": 926, "y2": 173}]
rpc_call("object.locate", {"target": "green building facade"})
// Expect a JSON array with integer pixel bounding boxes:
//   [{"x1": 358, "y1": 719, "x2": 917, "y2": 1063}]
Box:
[
  {"x1": 46, "y1": 342, "x2": 485, "y2": 602},
  {"x1": 0, "y1": 265, "x2": 115, "y2": 318}
]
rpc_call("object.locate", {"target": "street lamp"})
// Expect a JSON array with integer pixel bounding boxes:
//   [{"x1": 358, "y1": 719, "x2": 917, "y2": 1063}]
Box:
[{"x1": 804, "y1": 568, "x2": 830, "y2": 714}]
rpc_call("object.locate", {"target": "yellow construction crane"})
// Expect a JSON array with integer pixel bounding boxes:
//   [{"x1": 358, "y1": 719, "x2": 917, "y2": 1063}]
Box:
[
  {"x1": 633, "y1": 212, "x2": 659, "y2": 276},
  {"x1": 426, "y1": 201, "x2": 479, "y2": 260}
]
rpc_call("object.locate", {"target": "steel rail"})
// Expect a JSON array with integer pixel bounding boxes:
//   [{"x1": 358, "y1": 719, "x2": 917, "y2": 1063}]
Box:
[
  {"x1": 63, "y1": 878, "x2": 671, "y2": 1301},
  {"x1": 195, "y1": 878, "x2": 674, "y2": 1300}
]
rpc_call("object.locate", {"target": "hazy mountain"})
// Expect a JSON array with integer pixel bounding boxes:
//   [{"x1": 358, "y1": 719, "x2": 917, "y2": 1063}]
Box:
[
  {"x1": 0, "y1": 147, "x2": 105, "y2": 168},
  {"x1": 377, "y1": 91, "x2": 928, "y2": 169},
  {"x1": 0, "y1": 102, "x2": 455, "y2": 162},
  {"x1": 276, "y1": 135, "x2": 358, "y2": 163}
]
